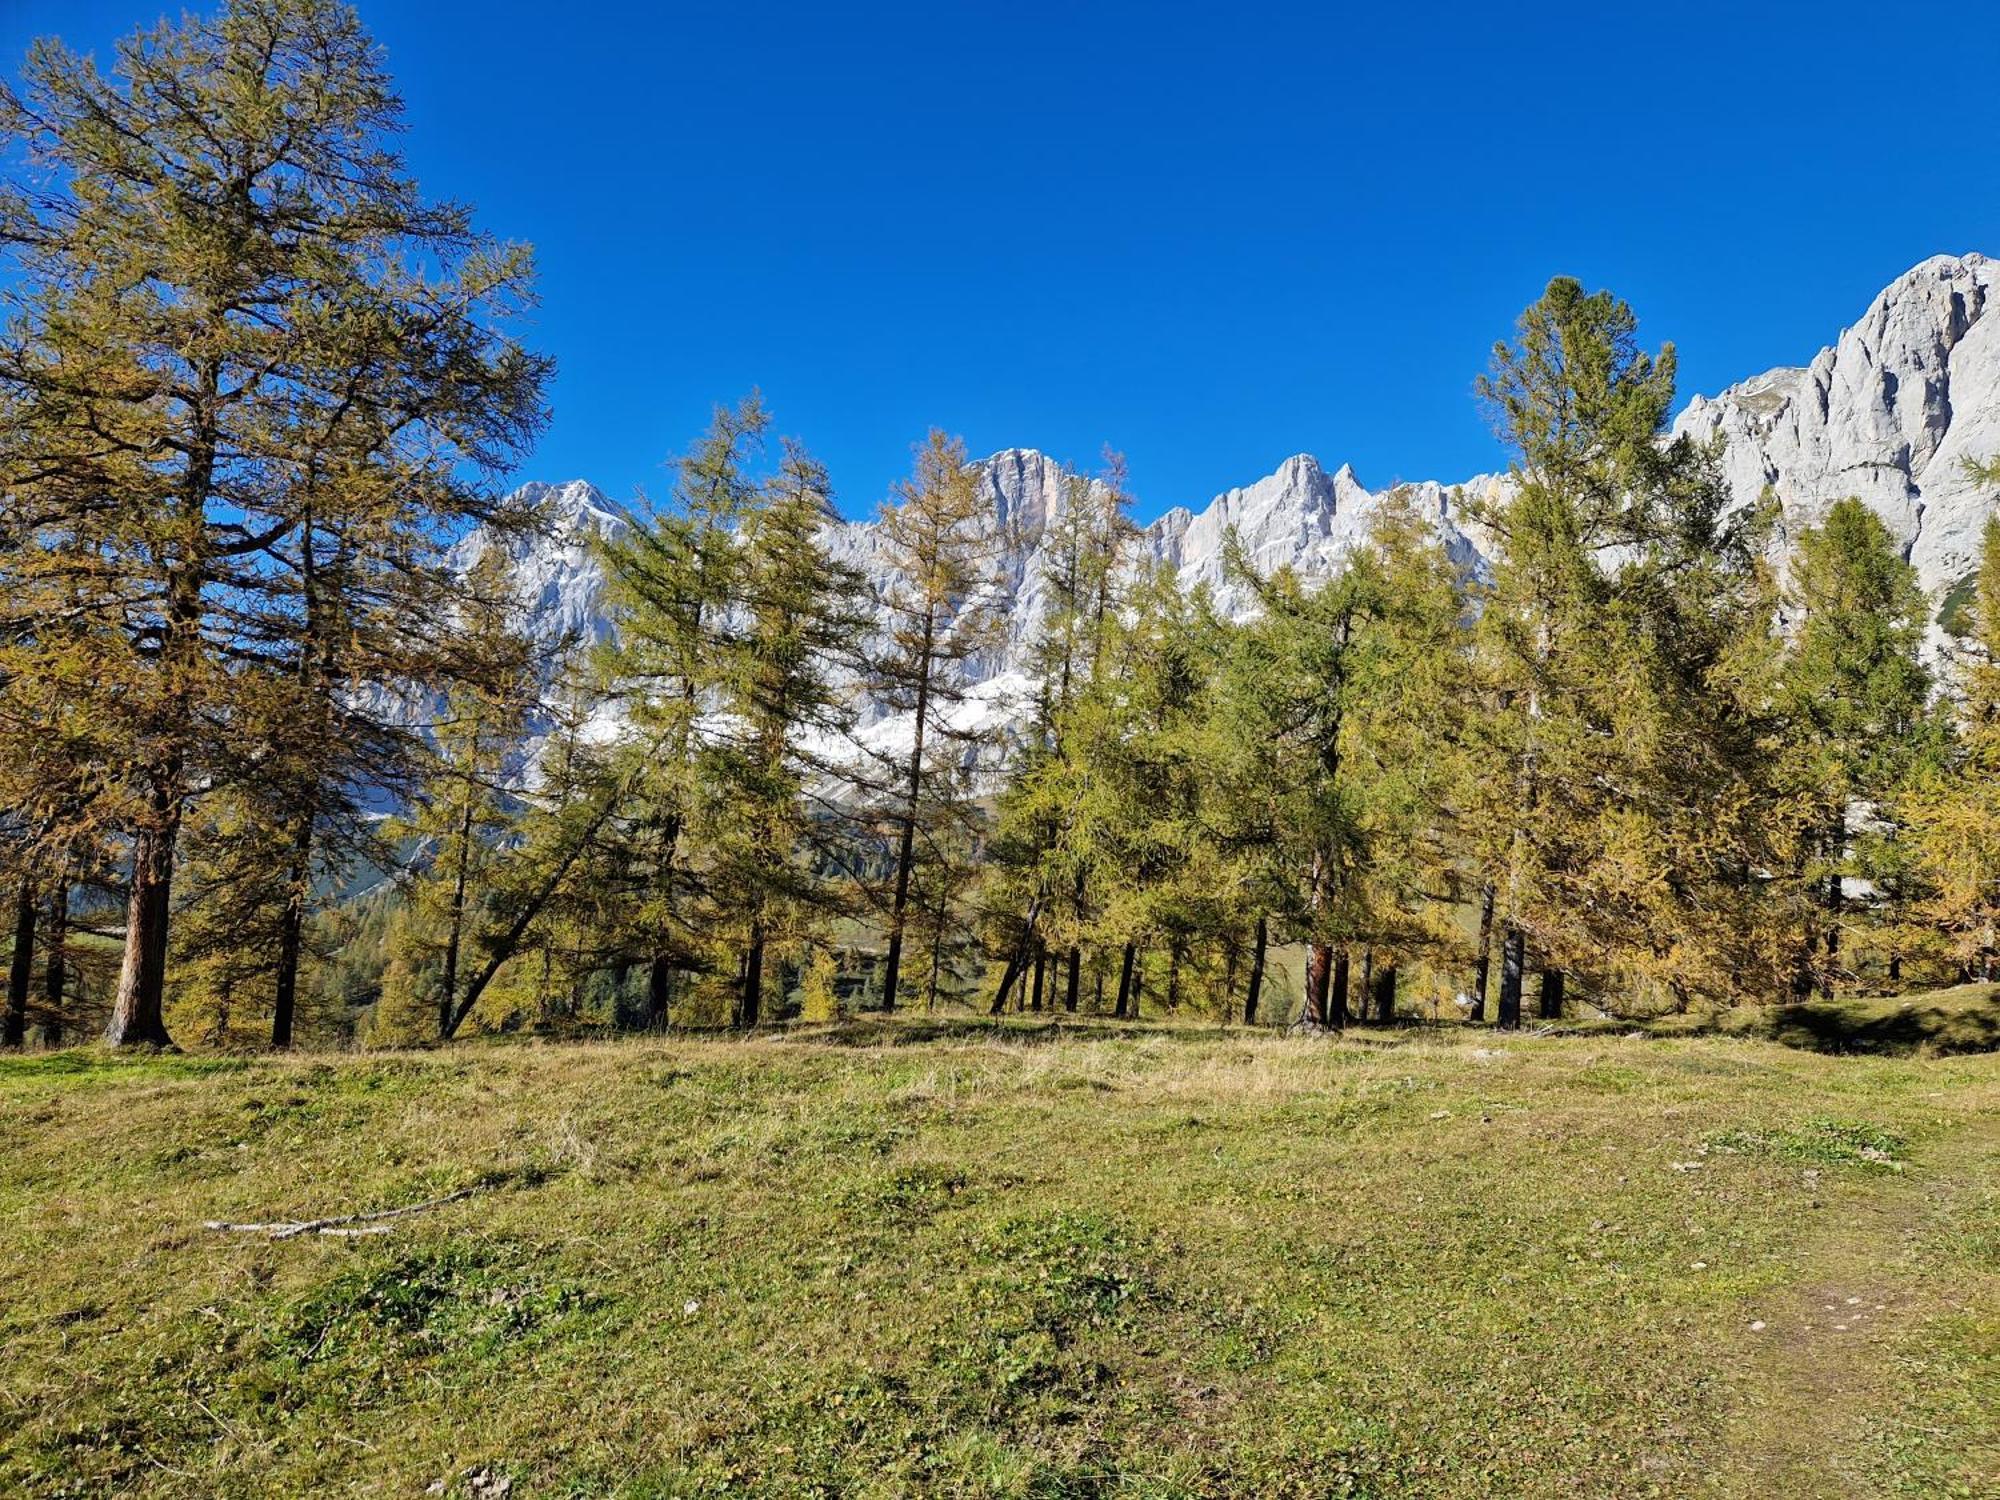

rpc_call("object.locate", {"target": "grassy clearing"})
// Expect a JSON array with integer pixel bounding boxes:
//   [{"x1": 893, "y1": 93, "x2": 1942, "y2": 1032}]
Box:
[{"x1": 2, "y1": 1020, "x2": 1996, "y2": 1498}]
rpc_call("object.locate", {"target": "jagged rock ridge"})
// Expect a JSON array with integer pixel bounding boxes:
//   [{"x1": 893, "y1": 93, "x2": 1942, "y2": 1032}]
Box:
[{"x1": 490, "y1": 253, "x2": 2000, "y2": 732}]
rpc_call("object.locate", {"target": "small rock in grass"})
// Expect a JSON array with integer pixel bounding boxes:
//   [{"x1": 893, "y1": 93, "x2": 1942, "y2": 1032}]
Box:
[
  {"x1": 1749, "y1": 1320, "x2": 1766, "y2": 1331},
  {"x1": 683, "y1": 1298, "x2": 701, "y2": 1317}
]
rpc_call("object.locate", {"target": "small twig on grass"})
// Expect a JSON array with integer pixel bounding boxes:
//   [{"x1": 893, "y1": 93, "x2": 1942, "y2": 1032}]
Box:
[{"x1": 202, "y1": 1184, "x2": 488, "y2": 1241}]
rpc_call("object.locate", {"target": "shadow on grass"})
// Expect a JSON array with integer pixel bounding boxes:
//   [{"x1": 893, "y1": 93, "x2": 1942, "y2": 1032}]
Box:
[{"x1": 1601, "y1": 985, "x2": 2000, "y2": 1056}]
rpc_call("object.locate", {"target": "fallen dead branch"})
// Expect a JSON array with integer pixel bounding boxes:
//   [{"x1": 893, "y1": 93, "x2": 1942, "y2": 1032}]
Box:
[{"x1": 202, "y1": 1184, "x2": 489, "y2": 1241}]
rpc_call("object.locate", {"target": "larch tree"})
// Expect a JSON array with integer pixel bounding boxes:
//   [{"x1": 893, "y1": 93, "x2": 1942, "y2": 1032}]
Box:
[
  {"x1": 868, "y1": 430, "x2": 1000, "y2": 1013},
  {"x1": 1779, "y1": 498, "x2": 1934, "y2": 996},
  {"x1": 698, "y1": 438, "x2": 868, "y2": 1027},
  {"x1": 1901, "y1": 501, "x2": 2000, "y2": 979},
  {"x1": 591, "y1": 395, "x2": 770, "y2": 1026},
  {"x1": 1464, "y1": 277, "x2": 1784, "y2": 1023},
  {"x1": 0, "y1": 0, "x2": 549, "y2": 1047}
]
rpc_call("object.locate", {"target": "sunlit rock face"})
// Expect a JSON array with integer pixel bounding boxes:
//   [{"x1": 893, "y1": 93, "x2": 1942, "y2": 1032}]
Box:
[
  {"x1": 1672, "y1": 252, "x2": 1998, "y2": 605},
  {"x1": 488, "y1": 254, "x2": 2000, "y2": 750}
]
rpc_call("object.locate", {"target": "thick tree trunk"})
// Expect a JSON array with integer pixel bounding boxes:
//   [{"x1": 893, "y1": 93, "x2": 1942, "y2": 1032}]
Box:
[
  {"x1": 1245, "y1": 916, "x2": 1267, "y2": 1027},
  {"x1": 271, "y1": 814, "x2": 313, "y2": 1049},
  {"x1": 1064, "y1": 946, "x2": 1080, "y2": 1012},
  {"x1": 739, "y1": 921, "x2": 765, "y2": 1029},
  {"x1": 1470, "y1": 881, "x2": 1495, "y2": 1022},
  {"x1": 1115, "y1": 942, "x2": 1136, "y2": 1018},
  {"x1": 1302, "y1": 940, "x2": 1331, "y2": 1028},
  {"x1": 1537, "y1": 966, "x2": 1565, "y2": 1020},
  {"x1": 1331, "y1": 948, "x2": 1350, "y2": 1029},
  {"x1": 1373, "y1": 961, "x2": 1398, "y2": 1024},
  {"x1": 646, "y1": 953, "x2": 674, "y2": 1029},
  {"x1": 107, "y1": 819, "x2": 178, "y2": 1048},
  {"x1": 5, "y1": 876, "x2": 35, "y2": 1047},
  {"x1": 41, "y1": 879, "x2": 66, "y2": 1048},
  {"x1": 1496, "y1": 924, "x2": 1524, "y2": 1030}
]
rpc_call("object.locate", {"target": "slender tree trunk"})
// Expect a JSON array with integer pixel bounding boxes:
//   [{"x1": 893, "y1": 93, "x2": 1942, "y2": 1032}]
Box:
[
  {"x1": 1330, "y1": 948, "x2": 1350, "y2": 1030},
  {"x1": 1470, "y1": 881, "x2": 1495, "y2": 1022},
  {"x1": 1496, "y1": 924, "x2": 1524, "y2": 1029},
  {"x1": 989, "y1": 900, "x2": 1041, "y2": 1015},
  {"x1": 271, "y1": 813, "x2": 314, "y2": 1049},
  {"x1": 1245, "y1": 916, "x2": 1267, "y2": 1026},
  {"x1": 1030, "y1": 945, "x2": 1046, "y2": 1012},
  {"x1": 1064, "y1": 946, "x2": 1080, "y2": 1012},
  {"x1": 1164, "y1": 947, "x2": 1179, "y2": 1012},
  {"x1": 739, "y1": 920, "x2": 765, "y2": 1029},
  {"x1": 5, "y1": 876, "x2": 35, "y2": 1047},
  {"x1": 881, "y1": 613, "x2": 937, "y2": 1015},
  {"x1": 439, "y1": 787, "x2": 476, "y2": 1039},
  {"x1": 1115, "y1": 942, "x2": 1136, "y2": 1018},
  {"x1": 1356, "y1": 949, "x2": 1373, "y2": 1028},
  {"x1": 41, "y1": 878, "x2": 66, "y2": 1048},
  {"x1": 1819, "y1": 868, "x2": 1841, "y2": 1000},
  {"x1": 1373, "y1": 962, "x2": 1398, "y2": 1024},
  {"x1": 1887, "y1": 951, "x2": 1901, "y2": 986},
  {"x1": 107, "y1": 812, "x2": 178, "y2": 1048},
  {"x1": 1537, "y1": 966, "x2": 1565, "y2": 1020}
]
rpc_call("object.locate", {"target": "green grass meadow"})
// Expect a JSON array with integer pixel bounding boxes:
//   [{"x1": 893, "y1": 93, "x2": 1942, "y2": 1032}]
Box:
[{"x1": 2, "y1": 1010, "x2": 1996, "y2": 1497}]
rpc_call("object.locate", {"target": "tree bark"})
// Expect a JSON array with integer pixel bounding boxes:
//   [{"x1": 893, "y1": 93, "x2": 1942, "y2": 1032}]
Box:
[
  {"x1": 1537, "y1": 966, "x2": 1564, "y2": 1021},
  {"x1": 1373, "y1": 961, "x2": 1398, "y2": 1024},
  {"x1": 1330, "y1": 947, "x2": 1350, "y2": 1030},
  {"x1": 880, "y1": 609, "x2": 937, "y2": 1015},
  {"x1": 1496, "y1": 924, "x2": 1524, "y2": 1029},
  {"x1": 1303, "y1": 940, "x2": 1331, "y2": 1028},
  {"x1": 646, "y1": 952, "x2": 674, "y2": 1029},
  {"x1": 1115, "y1": 942, "x2": 1136, "y2": 1018},
  {"x1": 739, "y1": 920, "x2": 765, "y2": 1028},
  {"x1": 989, "y1": 899, "x2": 1042, "y2": 1016},
  {"x1": 1245, "y1": 916, "x2": 1266, "y2": 1027},
  {"x1": 106, "y1": 817, "x2": 178, "y2": 1047},
  {"x1": 1819, "y1": 868, "x2": 1841, "y2": 1000},
  {"x1": 1164, "y1": 947, "x2": 1180, "y2": 1012},
  {"x1": 5, "y1": 876, "x2": 35, "y2": 1047},
  {"x1": 1356, "y1": 949, "x2": 1373, "y2": 1028},
  {"x1": 1063, "y1": 946, "x2": 1080, "y2": 1012},
  {"x1": 41, "y1": 878, "x2": 66, "y2": 1047},
  {"x1": 1030, "y1": 945, "x2": 1045, "y2": 1013},
  {"x1": 438, "y1": 785, "x2": 476, "y2": 1040},
  {"x1": 271, "y1": 812, "x2": 313, "y2": 1049},
  {"x1": 1470, "y1": 881, "x2": 1495, "y2": 1022}
]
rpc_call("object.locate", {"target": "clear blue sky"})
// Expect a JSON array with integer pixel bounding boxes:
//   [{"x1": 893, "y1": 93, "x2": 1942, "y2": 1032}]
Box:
[{"x1": 6, "y1": 0, "x2": 1999, "y2": 521}]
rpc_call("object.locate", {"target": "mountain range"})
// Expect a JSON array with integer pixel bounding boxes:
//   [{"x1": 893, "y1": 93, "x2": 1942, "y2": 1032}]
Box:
[{"x1": 480, "y1": 252, "x2": 2000, "y2": 742}]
